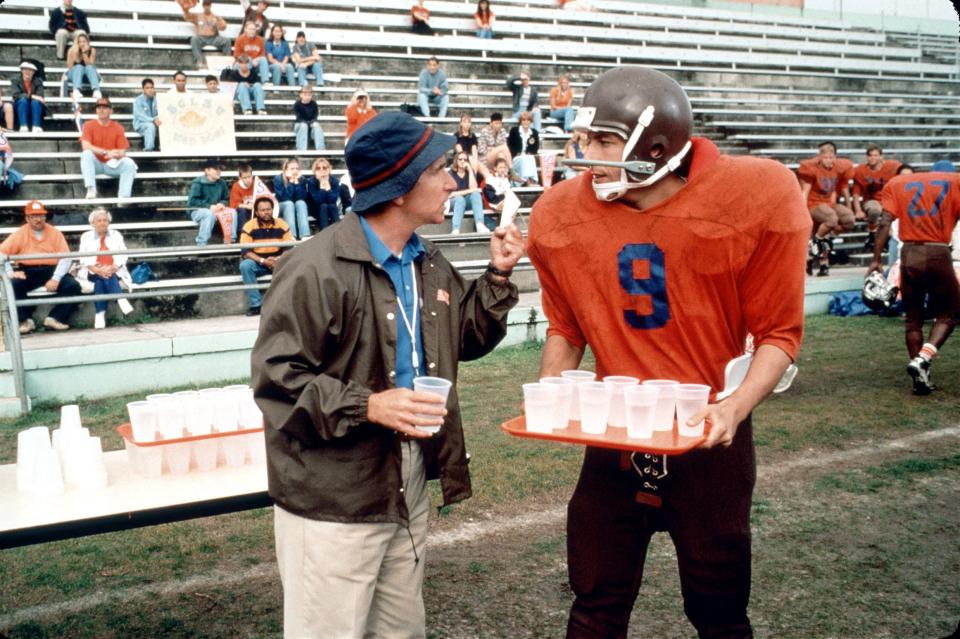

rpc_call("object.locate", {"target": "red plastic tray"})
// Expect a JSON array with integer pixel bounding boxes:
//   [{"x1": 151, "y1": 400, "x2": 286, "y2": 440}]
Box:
[
  {"x1": 500, "y1": 416, "x2": 708, "y2": 455},
  {"x1": 117, "y1": 422, "x2": 264, "y2": 447}
]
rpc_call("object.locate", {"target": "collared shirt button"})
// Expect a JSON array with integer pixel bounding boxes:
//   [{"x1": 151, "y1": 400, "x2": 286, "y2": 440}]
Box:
[
  {"x1": 386, "y1": 312, "x2": 395, "y2": 320},
  {"x1": 430, "y1": 311, "x2": 437, "y2": 316},
  {"x1": 428, "y1": 362, "x2": 436, "y2": 369},
  {"x1": 399, "y1": 487, "x2": 405, "y2": 493}
]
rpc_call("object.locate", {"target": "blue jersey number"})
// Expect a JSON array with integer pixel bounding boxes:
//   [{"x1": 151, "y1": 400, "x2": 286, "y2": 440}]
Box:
[
  {"x1": 906, "y1": 180, "x2": 950, "y2": 218},
  {"x1": 618, "y1": 244, "x2": 670, "y2": 330}
]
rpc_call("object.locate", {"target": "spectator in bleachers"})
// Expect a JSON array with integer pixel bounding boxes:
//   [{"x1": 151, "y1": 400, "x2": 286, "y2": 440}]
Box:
[
  {"x1": 417, "y1": 56, "x2": 449, "y2": 118},
  {"x1": 11, "y1": 62, "x2": 46, "y2": 133},
  {"x1": 1, "y1": 200, "x2": 82, "y2": 333},
  {"x1": 170, "y1": 70, "x2": 189, "y2": 94},
  {"x1": 132, "y1": 78, "x2": 160, "y2": 152},
  {"x1": 558, "y1": 0, "x2": 594, "y2": 10},
  {"x1": 0, "y1": 87, "x2": 14, "y2": 130},
  {"x1": 508, "y1": 111, "x2": 539, "y2": 185},
  {"x1": 0, "y1": 130, "x2": 24, "y2": 194},
  {"x1": 506, "y1": 73, "x2": 542, "y2": 132},
  {"x1": 230, "y1": 163, "x2": 257, "y2": 230},
  {"x1": 242, "y1": 0, "x2": 271, "y2": 37},
  {"x1": 187, "y1": 157, "x2": 234, "y2": 245},
  {"x1": 305, "y1": 158, "x2": 350, "y2": 232},
  {"x1": 205, "y1": 75, "x2": 221, "y2": 93},
  {"x1": 239, "y1": 195, "x2": 292, "y2": 316},
  {"x1": 274, "y1": 159, "x2": 310, "y2": 239},
  {"x1": 49, "y1": 0, "x2": 90, "y2": 60},
  {"x1": 474, "y1": 0, "x2": 495, "y2": 39},
  {"x1": 851, "y1": 144, "x2": 901, "y2": 252},
  {"x1": 292, "y1": 31, "x2": 324, "y2": 88},
  {"x1": 448, "y1": 151, "x2": 488, "y2": 234},
  {"x1": 183, "y1": 0, "x2": 232, "y2": 68},
  {"x1": 344, "y1": 88, "x2": 376, "y2": 142},
  {"x1": 77, "y1": 207, "x2": 134, "y2": 329},
  {"x1": 66, "y1": 33, "x2": 101, "y2": 101},
  {"x1": 266, "y1": 25, "x2": 297, "y2": 87},
  {"x1": 293, "y1": 85, "x2": 325, "y2": 151},
  {"x1": 548, "y1": 74, "x2": 576, "y2": 132},
  {"x1": 233, "y1": 21, "x2": 271, "y2": 84},
  {"x1": 480, "y1": 156, "x2": 512, "y2": 216},
  {"x1": 411, "y1": 0, "x2": 434, "y2": 35},
  {"x1": 798, "y1": 141, "x2": 854, "y2": 277},
  {"x1": 563, "y1": 129, "x2": 587, "y2": 179},
  {"x1": 80, "y1": 97, "x2": 138, "y2": 200},
  {"x1": 477, "y1": 111, "x2": 510, "y2": 171},
  {"x1": 231, "y1": 55, "x2": 267, "y2": 115},
  {"x1": 454, "y1": 112, "x2": 479, "y2": 171}
]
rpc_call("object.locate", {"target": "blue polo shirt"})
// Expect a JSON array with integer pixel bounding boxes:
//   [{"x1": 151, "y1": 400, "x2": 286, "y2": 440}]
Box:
[{"x1": 359, "y1": 216, "x2": 426, "y2": 389}]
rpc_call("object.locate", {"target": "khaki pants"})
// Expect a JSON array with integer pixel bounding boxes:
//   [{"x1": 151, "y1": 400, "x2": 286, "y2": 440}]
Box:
[
  {"x1": 55, "y1": 28, "x2": 86, "y2": 58},
  {"x1": 274, "y1": 441, "x2": 429, "y2": 639}
]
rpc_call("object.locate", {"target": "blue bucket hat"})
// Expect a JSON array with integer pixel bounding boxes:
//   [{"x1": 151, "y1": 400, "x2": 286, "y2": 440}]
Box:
[
  {"x1": 345, "y1": 112, "x2": 456, "y2": 214},
  {"x1": 931, "y1": 159, "x2": 955, "y2": 173}
]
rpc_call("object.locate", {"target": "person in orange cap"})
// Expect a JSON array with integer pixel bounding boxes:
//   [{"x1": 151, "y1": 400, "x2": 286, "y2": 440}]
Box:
[{"x1": 0, "y1": 200, "x2": 82, "y2": 333}]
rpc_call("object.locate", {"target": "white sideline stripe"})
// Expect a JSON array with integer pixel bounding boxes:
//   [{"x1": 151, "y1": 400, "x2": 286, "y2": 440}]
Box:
[{"x1": 2, "y1": 423, "x2": 958, "y2": 629}]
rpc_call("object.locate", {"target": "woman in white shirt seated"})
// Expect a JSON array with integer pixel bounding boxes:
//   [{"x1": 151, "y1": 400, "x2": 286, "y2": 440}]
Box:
[{"x1": 77, "y1": 207, "x2": 133, "y2": 329}]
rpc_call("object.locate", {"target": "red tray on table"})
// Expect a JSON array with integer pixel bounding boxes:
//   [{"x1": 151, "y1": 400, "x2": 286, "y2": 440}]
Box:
[{"x1": 500, "y1": 416, "x2": 709, "y2": 455}]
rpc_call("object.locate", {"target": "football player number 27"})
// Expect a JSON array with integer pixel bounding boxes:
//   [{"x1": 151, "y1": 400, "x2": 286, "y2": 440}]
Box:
[
  {"x1": 618, "y1": 244, "x2": 670, "y2": 329},
  {"x1": 905, "y1": 180, "x2": 950, "y2": 218}
]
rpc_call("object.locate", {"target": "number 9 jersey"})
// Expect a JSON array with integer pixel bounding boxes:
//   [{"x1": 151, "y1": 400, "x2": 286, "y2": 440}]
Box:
[
  {"x1": 879, "y1": 172, "x2": 960, "y2": 244},
  {"x1": 527, "y1": 138, "x2": 809, "y2": 391}
]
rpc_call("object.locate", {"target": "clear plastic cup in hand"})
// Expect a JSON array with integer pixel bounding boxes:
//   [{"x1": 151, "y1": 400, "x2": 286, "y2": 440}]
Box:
[
  {"x1": 523, "y1": 382, "x2": 560, "y2": 433},
  {"x1": 60, "y1": 404, "x2": 82, "y2": 430},
  {"x1": 602, "y1": 376, "x2": 640, "y2": 427},
  {"x1": 642, "y1": 380, "x2": 679, "y2": 432},
  {"x1": 623, "y1": 385, "x2": 660, "y2": 440},
  {"x1": 539, "y1": 377, "x2": 576, "y2": 430},
  {"x1": 577, "y1": 381, "x2": 612, "y2": 435},
  {"x1": 412, "y1": 376, "x2": 452, "y2": 434},
  {"x1": 676, "y1": 384, "x2": 711, "y2": 437},
  {"x1": 127, "y1": 401, "x2": 158, "y2": 443},
  {"x1": 560, "y1": 370, "x2": 595, "y2": 420}
]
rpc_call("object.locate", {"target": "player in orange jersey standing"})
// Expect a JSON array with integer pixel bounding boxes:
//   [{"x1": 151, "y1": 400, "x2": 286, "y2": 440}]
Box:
[
  {"x1": 851, "y1": 144, "x2": 901, "y2": 252},
  {"x1": 798, "y1": 141, "x2": 854, "y2": 276},
  {"x1": 527, "y1": 66, "x2": 809, "y2": 639},
  {"x1": 869, "y1": 160, "x2": 960, "y2": 395}
]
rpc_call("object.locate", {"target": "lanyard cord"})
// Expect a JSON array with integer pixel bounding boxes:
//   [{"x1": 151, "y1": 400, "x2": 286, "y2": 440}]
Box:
[{"x1": 395, "y1": 262, "x2": 420, "y2": 371}]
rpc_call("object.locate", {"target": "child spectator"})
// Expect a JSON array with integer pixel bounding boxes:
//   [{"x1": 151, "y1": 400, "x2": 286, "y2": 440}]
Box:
[
  {"x1": 411, "y1": 0, "x2": 434, "y2": 35},
  {"x1": 0, "y1": 130, "x2": 24, "y2": 193},
  {"x1": 11, "y1": 62, "x2": 46, "y2": 133},
  {"x1": 233, "y1": 20, "x2": 270, "y2": 84},
  {"x1": 187, "y1": 157, "x2": 233, "y2": 245},
  {"x1": 305, "y1": 158, "x2": 350, "y2": 231},
  {"x1": 291, "y1": 31, "x2": 324, "y2": 88},
  {"x1": 239, "y1": 195, "x2": 292, "y2": 316},
  {"x1": 66, "y1": 33, "x2": 101, "y2": 100},
  {"x1": 274, "y1": 158, "x2": 310, "y2": 239},
  {"x1": 448, "y1": 151, "x2": 489, "y2": 234},
  {"x1": 132, "y1": 78, "x2": 160, "y2": 152},
  {"x1": 481, "y1": 156, "x2": 512, "y2": 215},
  {"x1": 265, "y1": 24, "x2": 296, "y2": 86},
  {"x1": 344, "y1": 88, "x2": 376, "y2": 141},
  {"x1": 231, "y1": 55, "x2": 267, "y2": 115},
  {"x1": 454, "y1": 112, "x2": 479, "y2": 171},
  {"x1": 231, "y1": 163, "x2": 257, "y2": 230},
  {"x1": 0, "y1": 86, "x2": 14, "y2": 130},
  {"x1": 205, "y1": 75, "x2": 220, "y2": 93},
  {"x1": 293, "y1": 85, "x2": 325, "y2": 151},
  {"x1": 80, "y1": 96, "x2": 138, "y2": 199},
  {"x1": 474, "y1": 0, "x2": 495, "y2": 38}
]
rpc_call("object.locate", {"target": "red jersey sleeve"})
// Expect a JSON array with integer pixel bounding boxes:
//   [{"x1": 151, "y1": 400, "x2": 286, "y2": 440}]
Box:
[
  {"x1": 796, "y1": 159, "x2": 817, "y2": 185},
  {"x1": 527, "y1": 229, "x2": 587, "y2": 350}
]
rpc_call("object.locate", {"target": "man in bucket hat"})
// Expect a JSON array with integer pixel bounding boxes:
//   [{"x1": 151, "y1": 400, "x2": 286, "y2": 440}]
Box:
[{"x1": 252, "y1": 111, "x2": 524, "y2": 638}]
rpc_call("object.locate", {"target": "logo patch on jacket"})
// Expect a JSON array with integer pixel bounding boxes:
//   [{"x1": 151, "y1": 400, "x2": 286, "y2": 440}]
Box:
[{"x1": 436, "y1": 288, "x2": 450, "y2": 305}]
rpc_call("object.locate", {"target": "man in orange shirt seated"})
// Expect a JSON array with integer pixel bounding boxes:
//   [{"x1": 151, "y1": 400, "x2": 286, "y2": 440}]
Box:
[
  {"x1": 80, "y1": 96, "x2": 138, "y2": 199},
  {"x1": 869, "y1": 160, "x2": 960, "y2": 395},
  {"x1": 232, "y1": 20, "x2": 270, "y2": 84},
  {"x1": 851, "y1": 143, "x2": 901, "y2": 252},
  {"x1": 798, "y1": 141, "x2": 854, "y2": 276},
  {"x1": 0, "y1": 200, "x2": 82, "y2": 333}
]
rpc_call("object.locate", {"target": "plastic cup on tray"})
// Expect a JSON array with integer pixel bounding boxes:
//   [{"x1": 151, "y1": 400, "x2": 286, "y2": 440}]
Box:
[
  {"x1": 577, "y1": 381, "x2": 612, "y2": 435},
  {"x1": 675, "y1": 384, "x2": 711, "y2": 437},
  {"x1": 560, "y1": 370, "x2": 595, "y2": 420},
  {"x1": 412, "y1": 376, "x2": 452, "y2": 434},
  {"x1": 623, "y1": 385, "x2": 660, "y2": 440},
  {"x1": 126, "y1": 401, "x2": 158, "y2": 443},
  {"x1": 602, "y1": 376, "x2": 640, "y2": 427},
  {"x1": 523, "y1": 383, "x2": 559, "y2": 433},
  {"x1": 642, "y1": 380, "x2": 679, "y2": 432},
  {"x1": 539, "y1": 377, "x2": 576, "y2": 430}
]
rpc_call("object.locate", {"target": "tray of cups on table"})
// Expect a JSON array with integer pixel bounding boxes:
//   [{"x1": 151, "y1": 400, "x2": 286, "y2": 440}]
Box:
[
  {"x1": 500, "y1": 371, "x2": 712, "y2": 455},
  {"x1": 119, "y1": 385, "x2": 265, "y2": 478}
]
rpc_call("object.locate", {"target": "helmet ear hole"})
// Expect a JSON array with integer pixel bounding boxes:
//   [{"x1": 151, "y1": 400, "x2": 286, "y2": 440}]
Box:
[{"x1": 649, "y1": 144, "x2": 665, "y2": 160}]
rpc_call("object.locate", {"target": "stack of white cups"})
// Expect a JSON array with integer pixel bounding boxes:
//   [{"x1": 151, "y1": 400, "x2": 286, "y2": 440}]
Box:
[
  {"x1": 17, "y1": 426, "x2": 64, "y2": 496},
  {"x1": 56, "y1": 404, "x2": 108, "y2": 489}
]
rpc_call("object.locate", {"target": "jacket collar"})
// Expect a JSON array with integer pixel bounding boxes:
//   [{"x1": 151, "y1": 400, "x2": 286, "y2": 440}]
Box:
[{"x1": 334, "y1": 211, "x2": 439, "y2": 263}]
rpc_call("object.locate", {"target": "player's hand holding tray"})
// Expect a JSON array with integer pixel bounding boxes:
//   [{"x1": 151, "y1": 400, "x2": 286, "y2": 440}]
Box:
[{"x1": 501, "y1": 373, "x2": 710, "y2": 455}]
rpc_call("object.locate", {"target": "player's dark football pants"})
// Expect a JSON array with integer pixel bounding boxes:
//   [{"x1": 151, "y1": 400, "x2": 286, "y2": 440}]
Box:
[{"x1": 566, "y1": 418, "x2": 755, "y2": 639}]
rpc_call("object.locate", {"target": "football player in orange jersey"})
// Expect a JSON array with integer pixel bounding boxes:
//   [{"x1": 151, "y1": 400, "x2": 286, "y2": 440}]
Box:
[
  {"x1": 798, "y1": 141, "x2": 854, "y2": 276},
  {"x1": 528, "y1": 67, "x2": 808, "y2": 639},
  {"x1": 851, "y1": 144, "x2": 901, "y2": 252}
]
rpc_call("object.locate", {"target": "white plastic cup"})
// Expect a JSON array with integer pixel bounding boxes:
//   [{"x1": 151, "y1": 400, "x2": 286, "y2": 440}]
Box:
[
  {"x1": 163, "y1": 442, "x2": 192, "y2": 475},
  {"x1": 173, "y1": 390, "x2": 205, "y2": 436},
  {"x1": 643, "y1": 380, "x2": 679, "y2": 432},
  {"x1": 147, "y1": 394, "x2": 184, "y2": 440},
  {"x1": 71, "y1": 437, "x2": 108, "y2": 489},
  {"x1": 17, "y1": 426, "x2": 51, "y2": 493},
  {"x1": 412, "y1": 376, "x2": 453, "y2": 434},
  {"x1": 127, "y1": 401, "x2": 158, "y2": 443},
  {"x1": 523, "y1": 383, "x2": 559, "y2": 433},
  {"x1": 246, "y1": 431, "x2": 267, "y2": 464},
  {"x1": 29, "y1": 447, "x2": 65, "y2": 497},
  {"x1": 191, "y1": 439, "x2": 219, "y2": 472},
  {"x1": 676, "y1": 384, "x2": 711, "y2": 437},
  {"x1": 560, "y1": 370, "x2": 596, "y2": 420},
  {"x1": 238, "y1": 397, "x2": 263, "y2": 430},
  {"x1": 60, "y1": 404, "x2": 82, "y2": 430},
  {"x1": 137, "y1": 446, "x2": 163, "y2": 478},
  {"x1": 539, "y1": 377, "x2": 576, "y2": 430},
  {"x1": 195, "y1": 388, "x2": 222, "y2": 435},
  {"x1": 221, "y1": 437, "x2": 248, "y2": 467},
  {"x1": 603, "y1": 376, "x2": 640, "y2": 428},
  {"x1": 212, "y1": 390, "x2": 241, "y2": 432},
  {"x1": 577, "y1": 381, "x2": 612, "y2": 435},
  {"x1": 623, "y1": 386, "x2": 660, "y2": 440}
]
